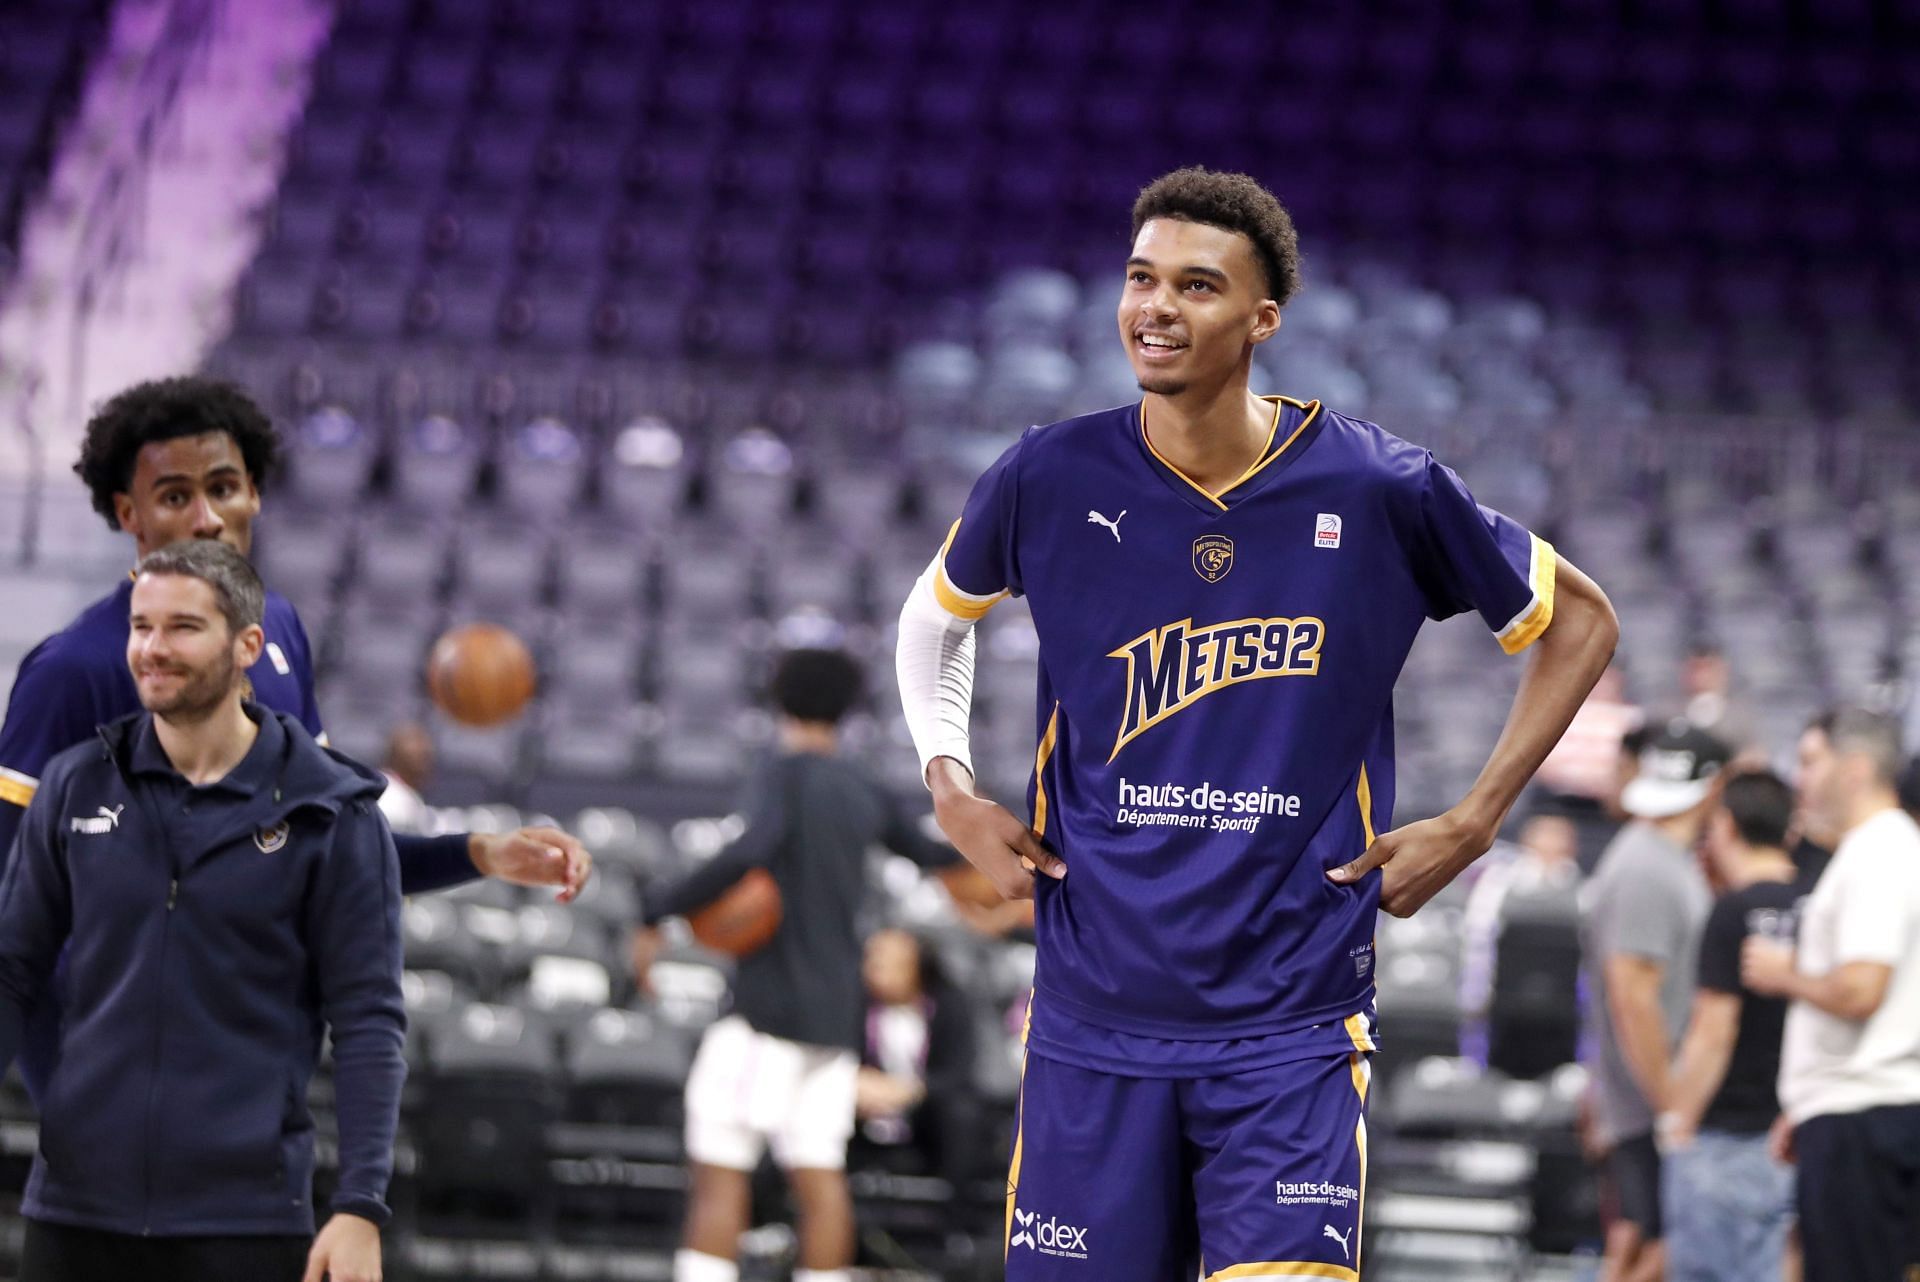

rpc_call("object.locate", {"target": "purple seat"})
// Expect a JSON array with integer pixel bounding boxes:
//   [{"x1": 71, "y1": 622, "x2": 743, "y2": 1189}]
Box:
[
  {"x1": 311, "y1": 41, "x2": 392, "y2": 106},
  {"x1": 628, "y1": 139, "x2": 710, "y2": 199},
  {"x1": 658, "y1": 62, "x2": 734, "y2": 123},
  {"x1": 715, "y1": 143, "x2": 808, "y2": 202},
  {"x1": 450, "y1": 119, "x2": 543, "y2": 191},
  {"x1": 823, "y1": 77, "x2": 897, "y2": 133},
  {"x1": 426, "y1": 202, "x2": 516, "y2": 266},
  {"x1": 737, "y1": 71, "x2": 816, "y2": 132},
  {"x1": 364, "y1": 115, "x2": 460, "y2": 188},
  {"x1": 537, "y1": 130, "x2": 627, "y2": 194},
  {"x1": 813, "y1": 146, "x2": 890, "y2": 207},
  {"x1": 564, "y1": 52, "x2": 647, "y2": 121},
  {"x1": 477, "y1": 47, "x2": 566, "y2": 119},
  {"x1": 337, "y1": 188, "x2": 433, "y2": 262},
  {"x1": 607, "y1": 205, "x2": 704, "y2": 275},
  {"x1": 395, "y1": 41, "x2": 482, "y2": 111}
]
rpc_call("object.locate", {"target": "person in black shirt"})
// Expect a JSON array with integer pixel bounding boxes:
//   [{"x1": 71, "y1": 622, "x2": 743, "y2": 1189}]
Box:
[
  {"x1": 1659, "y1": 769, "x2": 1806, "y2": 1282},
  {"x1": 631, "y1": 649, "x2": 956, "y2": 1282}
]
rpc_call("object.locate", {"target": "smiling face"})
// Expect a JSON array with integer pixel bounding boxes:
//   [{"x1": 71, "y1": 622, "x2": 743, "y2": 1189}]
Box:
[
  {"x1": 127, "y1": 572, "x2": 262, "y2": 721},
  {"x1": 1118, "y1": 217, "x2": 1281, "y2": 398},
  {"x1": 112, "y1": 431, "x2": 262, "y2": 558}
]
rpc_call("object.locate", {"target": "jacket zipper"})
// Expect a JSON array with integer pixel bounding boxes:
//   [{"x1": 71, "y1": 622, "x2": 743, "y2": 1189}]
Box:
[{"x1": 140, "y1": 874, "x2": 176, "y2": 1235}]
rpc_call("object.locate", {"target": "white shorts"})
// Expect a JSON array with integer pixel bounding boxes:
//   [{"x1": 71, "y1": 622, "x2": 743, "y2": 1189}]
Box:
[{"x1": 683, "y1": 1015, "x2": 859, "y2": 1172}]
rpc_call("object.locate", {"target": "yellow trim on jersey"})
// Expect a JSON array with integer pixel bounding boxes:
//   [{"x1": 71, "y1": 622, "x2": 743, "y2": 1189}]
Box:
[
  {"x1": 1344, "y1": 1012, "x2": 1376, "y2": 1056},
  {"x1": 1004, "y1": 1015, "x2": 1031, "y2": 1260},
  {"x1": 1031, "y1": 703, "x2": 1061, "y2": 838},
  {"x1": 1351, "y1": 1061, "x2": 1370, "y2": 1276},
  {"x1": 1206, "y1": 1261, "x2": 1358, "y2": 1281},
  {"x1": 1355, "y1": 763, "x2": 1375, "y2": 848},
  {"x1": 933, "y1": 519, "x2": 1009, "y2": 621},
  {"x1": 1139, "y1": 395, "x2": 1323, "y2": 507},
  {"x1": 1495, "y1": 534, "x2": 1557, "y2": 656},
  {"x1": 0, "y1": 767, "x2": 36, "y2": 808},
  {"x1": 1225, "y1": 399, "x2": 1323, "y2": 495}
]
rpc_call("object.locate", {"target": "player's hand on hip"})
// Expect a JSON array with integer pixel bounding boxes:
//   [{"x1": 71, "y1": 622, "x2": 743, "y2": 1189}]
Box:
[
  {"x1": 304, "y1": 1212, "x2": 382, "y2": 1282},
  {"x1": 470, "y1": 826, "x2": 594, "y2": 902},
  {"x1": 1327, "y1": 810, "x2": 1490, "y2": 918},
  {"x1": 928, "y1": 759, "x2": 1064, "y2": 901}
]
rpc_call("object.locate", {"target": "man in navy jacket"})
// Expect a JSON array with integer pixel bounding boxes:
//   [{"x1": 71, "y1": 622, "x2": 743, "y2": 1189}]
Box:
[
  {"x1": 0, "y1": 541, "x2": 404, "y2": 1282},
  {"x1": 0, "y1": 375, "x2": 590, "y2": 1107}
]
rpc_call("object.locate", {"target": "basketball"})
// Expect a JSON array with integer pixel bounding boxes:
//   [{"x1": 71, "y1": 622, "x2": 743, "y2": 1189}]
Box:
[
  {"x1": 687, "y1": 868, "x2": 783, "y2": 957},
  {"x1": 937, "y1": 861, "x2": 1004, "y2": 909},
  {"x1": 426, "y1": 623, "x2": 537, "y2": 727}
]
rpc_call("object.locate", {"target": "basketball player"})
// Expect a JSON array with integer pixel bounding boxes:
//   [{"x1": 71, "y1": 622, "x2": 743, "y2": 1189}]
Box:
[
  {"x1": 0, "y1": 376, "x2": 590, "y2": 1107},
  {"x1": 0, "y1": 541, "x2": 402, "y2": 1282},
  {"x1": 894, "y1": 168, "x2": 1619, "y2": 1279},
  {"x1": 630, "y1": 648, "x2": 956, "y2": 1282}
]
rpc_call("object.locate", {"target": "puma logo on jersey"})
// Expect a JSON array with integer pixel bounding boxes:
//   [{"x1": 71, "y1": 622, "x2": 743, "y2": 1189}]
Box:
[
  {"x1": 1323, "y1": 1224, "x2": 1352, "y2": 1260},
  {"x1": 70, "y1": 804, "x2": 125, "y2": 835},
  {"x1": 1108, "y1": 615, "x2": 1327, "y2": 760},
  {"x1": 1087, "y1": 509, "x2": 1126, "y2": 543}
]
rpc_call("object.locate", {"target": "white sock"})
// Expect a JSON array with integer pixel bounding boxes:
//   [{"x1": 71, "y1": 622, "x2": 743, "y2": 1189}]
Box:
[
  {"x1": 793, "y1": 1271, "x2": 852, "y2": 1282},
  {"x1": 673, "y1": 1249, "x2": 739, "y2": 1282}
]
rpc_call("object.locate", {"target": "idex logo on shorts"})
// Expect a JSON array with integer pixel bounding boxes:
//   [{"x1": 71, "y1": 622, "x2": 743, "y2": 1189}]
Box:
[
  {"x1": 1010, "y1": 1207, "x2": 1090, "y2": 1260},
  {"x1": 70, "y1": 804, "x2": 124, "y2": 835}
]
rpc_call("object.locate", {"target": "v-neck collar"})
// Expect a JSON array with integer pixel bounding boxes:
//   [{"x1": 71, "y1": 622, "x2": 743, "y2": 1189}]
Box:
[{"x1": 1136, "y1": 395, "x2": 1325, "y2": 515}]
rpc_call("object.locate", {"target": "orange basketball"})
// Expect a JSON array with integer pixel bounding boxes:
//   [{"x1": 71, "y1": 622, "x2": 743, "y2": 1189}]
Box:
[
  {"x1": 938, "y1": 861, "x2": 1004, "y2": 909},
  {"x1": 688, "y1": 868, "x2": 783, "y2": 957},
  {"x1": 426, "y1": 623, "x2": 536, "y2": 726}
]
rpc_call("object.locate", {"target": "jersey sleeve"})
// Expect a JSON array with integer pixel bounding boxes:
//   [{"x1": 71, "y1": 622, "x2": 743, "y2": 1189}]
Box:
[
  {"x1": 0, "y1": 643, "x2": 103, "y2": 816},
  {"x1": 1412, "y1": 455, "x2": 1557, "y2": 654},
  {"x1": 931, "y1": 432, "x2": 1031, "y2": 620},
  {"x1": 285, "y1": 603, "x2": 327, "y2": 740}
]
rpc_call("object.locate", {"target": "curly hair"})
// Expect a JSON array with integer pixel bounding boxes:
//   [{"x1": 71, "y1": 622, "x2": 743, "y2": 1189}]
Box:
[
  {"x1": 1132, "y1": 167, "x2": 1302, "y2": 306},
  {"x1": 72, "y1": 377, "x2": 281, "y2": 531},
  {"x1": 771, "y1": 648, "x2": 865, "y2": 725}
]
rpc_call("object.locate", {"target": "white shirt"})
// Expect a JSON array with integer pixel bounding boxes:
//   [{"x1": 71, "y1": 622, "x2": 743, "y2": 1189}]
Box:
[{"x1": 1778, "y1": 806, "x2": 1920, "y2": 1123}]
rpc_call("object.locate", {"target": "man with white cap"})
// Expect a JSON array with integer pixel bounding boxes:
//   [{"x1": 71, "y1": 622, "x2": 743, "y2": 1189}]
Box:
[{"x1": 1579, "y1": 720, "x2": 1732, "y2": 1282}]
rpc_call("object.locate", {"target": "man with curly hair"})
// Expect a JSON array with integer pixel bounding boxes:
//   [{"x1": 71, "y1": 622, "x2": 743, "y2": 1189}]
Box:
[
  {"x1": 0, "y1": 376, "x2": 591, "y2": 1105},
  {"x1": 895, "y1": 168, "x2": 1621, "y2": 1278}
]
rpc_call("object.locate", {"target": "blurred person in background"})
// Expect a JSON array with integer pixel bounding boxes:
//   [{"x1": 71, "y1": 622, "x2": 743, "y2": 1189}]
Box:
[
  {"x1": 0, "y1": 377, "x2": 590, "y2": 1110},
  {"x1": 1671, "y1": 642, "x2": 1755, "y2": 754},
  {"x1": 1743, "y1": 707, "x2": 1920, "y2": 1282},
  {"x1": 1538, "y1": 666, "x2": 1644, "y2": 873},
  {"x1": 376, "y1": 721, "x2": 435, "y2": 836},
  {"x1": 630, "y1": 649, "x2": 957, "y2": 1282},
  {"x1": 1580, "y1": 721, "x2": 1730, "y2": 1282},
  {"x1": 1659, "y1": 769, "x2": 1806, "y2": 1282},
  {"x1": 0, "y1": 542, "x2": 402, "y2": 1282},
  {"x1": 1458, "y1": 807, "x2": 1582, "y2": 1066},
  {"x1": 853, "y1": 928, "x2": 983, "y2": 1193}
]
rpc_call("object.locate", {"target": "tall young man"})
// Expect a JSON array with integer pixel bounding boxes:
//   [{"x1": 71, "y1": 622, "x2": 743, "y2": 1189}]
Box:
[
  {"x1": 631, "y1": 649, "x2": 957, "y2": 1282},
  {"x1": 0, "y1": 541, "x2": 404, "y2": 1282},
  {"x1": 1744, "y1": 708, "x2": 1920, "y2": 1282},
  {"x1": 894, "y1": 168, "x2": 1618, "y2": 1280},
  {"x1": 0, "y1": 376, "x2": 591, "y2": 1103},
  {"x1": 1660, "y1": 769, "x2": 1804, "y2": 1282}
]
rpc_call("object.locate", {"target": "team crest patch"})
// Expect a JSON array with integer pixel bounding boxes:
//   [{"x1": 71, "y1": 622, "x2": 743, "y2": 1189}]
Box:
[
  {"x1": 1193, "y1": 535, "x2": 1234, "y2": 583},
  {"x1": 254, "y1": 821, "x2": 290, "y2": 854}
]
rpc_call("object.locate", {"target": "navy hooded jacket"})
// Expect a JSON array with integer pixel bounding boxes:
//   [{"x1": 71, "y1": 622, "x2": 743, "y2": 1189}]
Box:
[{"x1": 0, "y1": 705, "x2": 406, "y2": 1236}]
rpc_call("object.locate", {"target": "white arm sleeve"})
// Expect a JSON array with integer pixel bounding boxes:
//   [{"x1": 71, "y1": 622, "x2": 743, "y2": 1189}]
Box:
[{"x1": 895, "y1": 556, "x2": 981, "y2": 787}]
